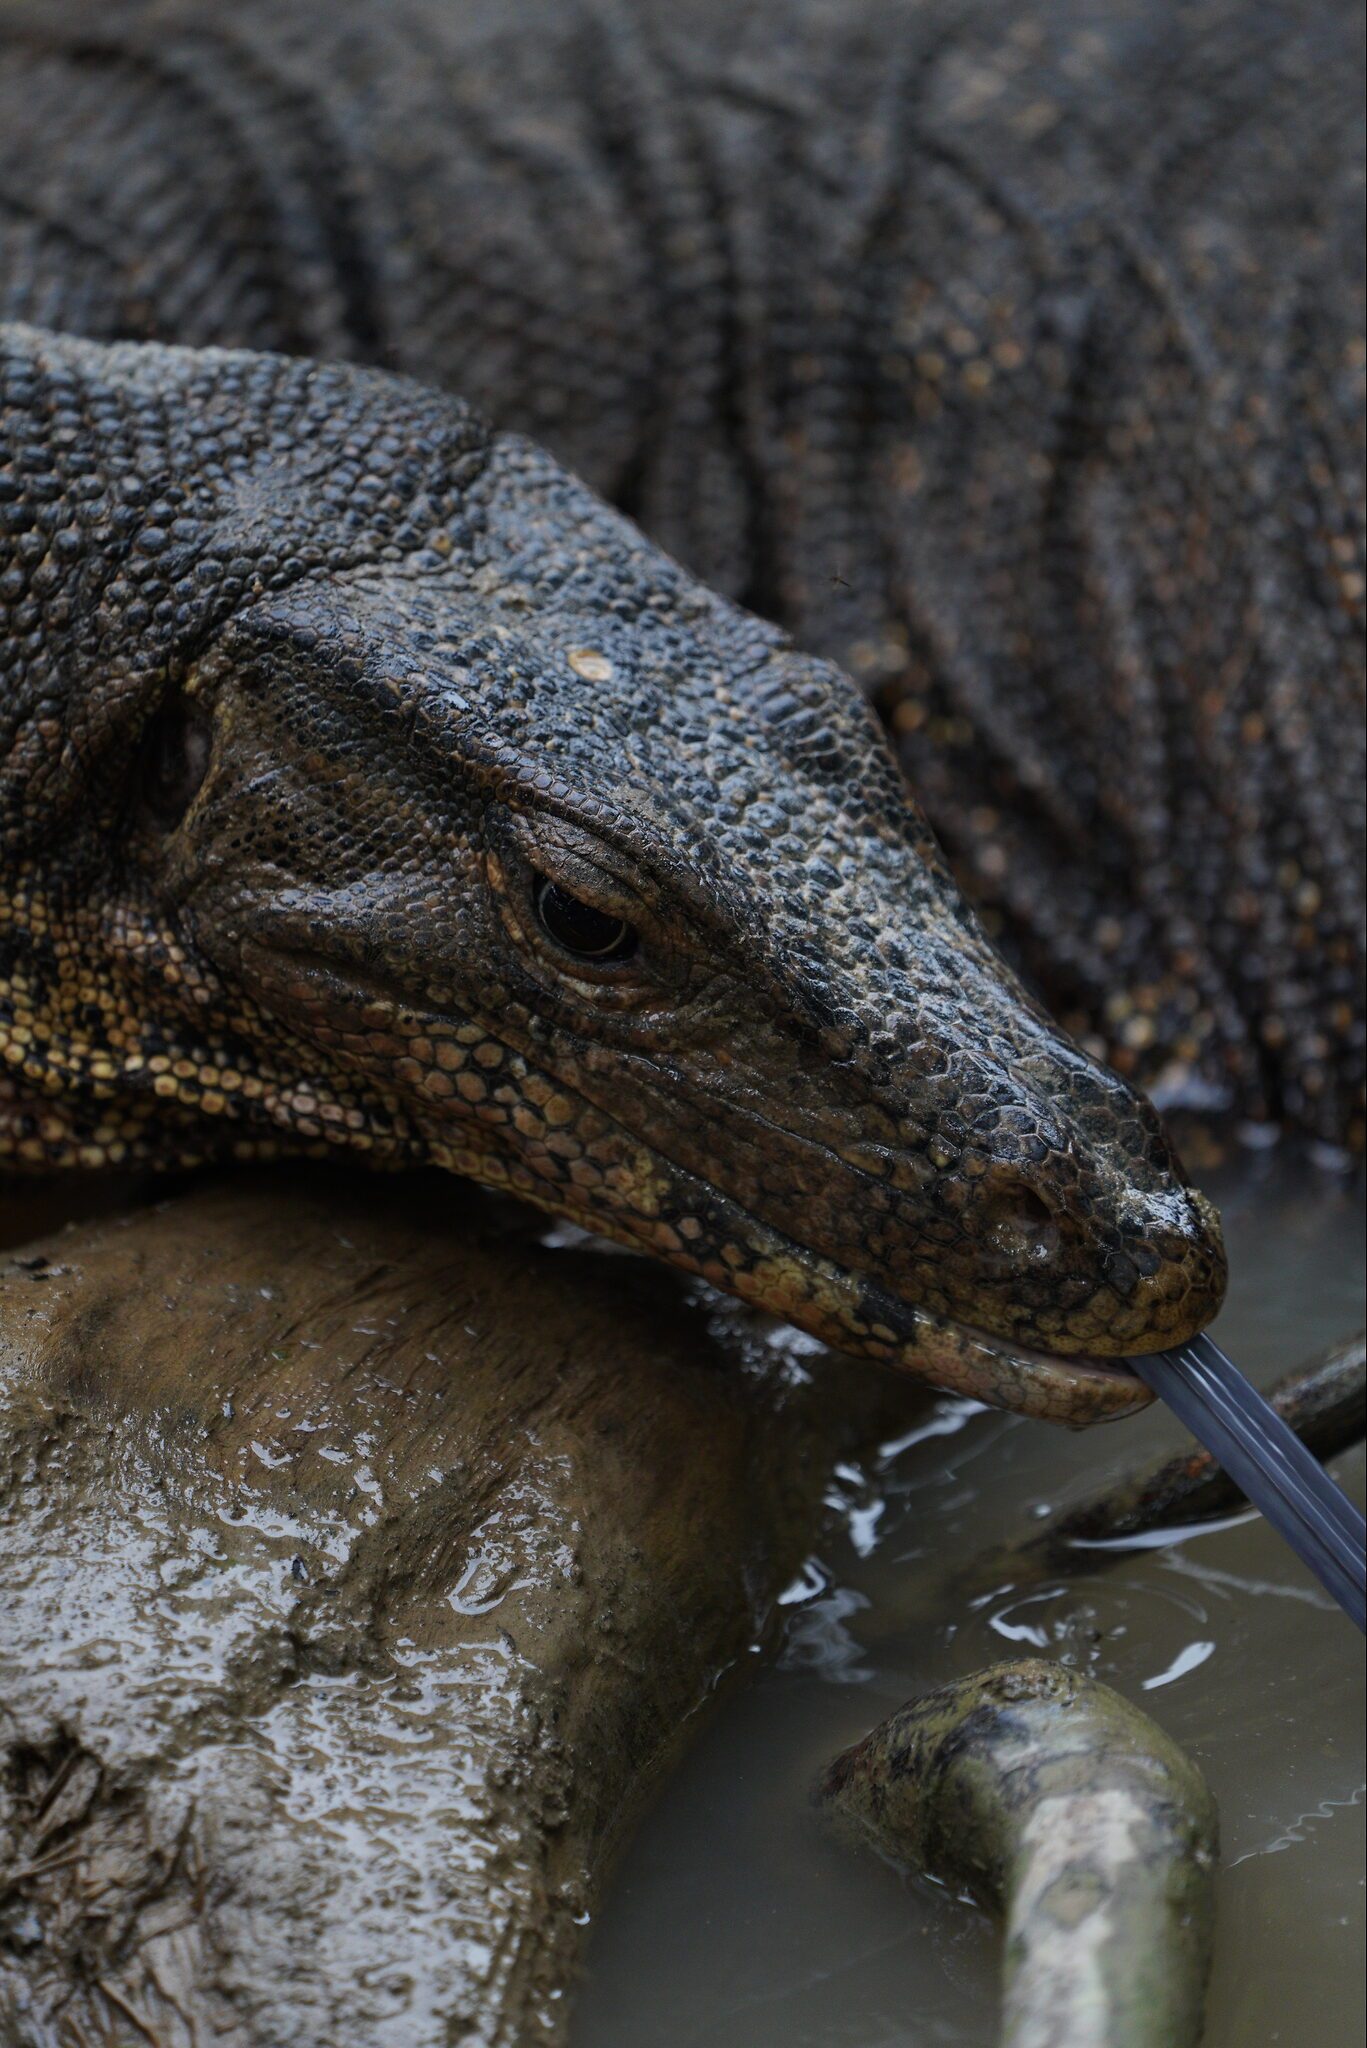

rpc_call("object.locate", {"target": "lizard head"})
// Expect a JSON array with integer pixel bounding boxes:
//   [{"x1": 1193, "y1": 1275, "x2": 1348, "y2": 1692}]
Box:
[{"x1": 1, "y1": 330, "x2": 1226, "y2": 1421}]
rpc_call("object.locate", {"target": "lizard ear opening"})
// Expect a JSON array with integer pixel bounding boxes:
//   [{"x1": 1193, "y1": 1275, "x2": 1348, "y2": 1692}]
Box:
[{"x1": 139, "y1": 690, "x2": 212, "y2": 829}]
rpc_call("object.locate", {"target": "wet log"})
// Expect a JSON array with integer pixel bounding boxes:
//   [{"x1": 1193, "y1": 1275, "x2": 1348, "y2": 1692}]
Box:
[
  {"x1": 0, "y1": 1169, "x2": 913, "y2": 2047},
  {"x1": 817, "y1": 1661, "x2": 1218, "y2": 2048}
]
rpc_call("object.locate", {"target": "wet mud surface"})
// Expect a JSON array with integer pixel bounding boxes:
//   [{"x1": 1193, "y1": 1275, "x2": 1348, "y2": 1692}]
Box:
[{"x1": 0, "y1": 1168, "x2": 920, "y2": 2046}]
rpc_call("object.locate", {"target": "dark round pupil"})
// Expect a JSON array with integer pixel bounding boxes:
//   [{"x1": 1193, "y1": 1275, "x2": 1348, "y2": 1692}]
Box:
[{"x1": 534, "y1": 877, "x2": 636, "y2": 961}]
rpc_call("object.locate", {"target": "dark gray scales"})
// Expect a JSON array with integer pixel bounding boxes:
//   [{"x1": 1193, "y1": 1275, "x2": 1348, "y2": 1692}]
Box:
[{"x1": 0, "y1": 0, "x2": 1363, "y2": 1146}]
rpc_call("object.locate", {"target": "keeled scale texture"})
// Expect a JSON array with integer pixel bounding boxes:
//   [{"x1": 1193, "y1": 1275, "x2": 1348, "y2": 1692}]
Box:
[
  {"x1": 1, "y1": 0, "x2": 1358, "y2": 1142},
  {"x1": 0, "y1": 324, "x2": 1225, "y2": 1418}
]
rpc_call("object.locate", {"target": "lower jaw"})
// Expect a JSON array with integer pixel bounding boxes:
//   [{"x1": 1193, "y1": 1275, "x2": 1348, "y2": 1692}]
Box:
[
  {"x1": 851, "y1": 1284, "x2": 1153, "y2": 1426},
  {"x1": 572, "y1": 1196, "x2": 1150, "y2": 1426},
  {"x1": 718, "y1": 1252, "x2": 1154, "y2": 1426},
  {"x1": 418, "y1": 1122, "x2": 1153, "y2": 1427},
  {"x1": 631, "y1": 1180, "x2": 1155, "y2": 1426}
]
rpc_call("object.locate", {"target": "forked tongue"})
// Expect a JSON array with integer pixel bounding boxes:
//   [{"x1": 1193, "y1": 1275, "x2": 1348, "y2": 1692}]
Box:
[{"x1": 1131, "y1": 1332, "x2": 1366, "y2": 1631}]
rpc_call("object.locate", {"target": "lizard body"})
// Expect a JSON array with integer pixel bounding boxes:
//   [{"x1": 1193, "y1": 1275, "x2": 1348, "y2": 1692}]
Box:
[
  {"x1": 3, "y1": 0, "x2": 1360, "y2": 1140},
  {"x1": 3, "y1": 0, "x2": 1359, "y2": 1417}
]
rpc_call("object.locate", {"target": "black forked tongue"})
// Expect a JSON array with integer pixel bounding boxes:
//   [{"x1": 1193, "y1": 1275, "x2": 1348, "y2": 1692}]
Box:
[{"x1": 1131, "y1": 1333, "x2": 1366, "y2": 1632}]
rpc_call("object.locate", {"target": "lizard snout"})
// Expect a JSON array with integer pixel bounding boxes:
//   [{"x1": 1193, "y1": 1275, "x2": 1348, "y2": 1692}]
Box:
[
  {"x1": 1100, "y1": 1183, "x2": 1229, "y2": 1353},
  {"x1": 907, "y1": 1081, "x2": 1228, "y2": 1358}
]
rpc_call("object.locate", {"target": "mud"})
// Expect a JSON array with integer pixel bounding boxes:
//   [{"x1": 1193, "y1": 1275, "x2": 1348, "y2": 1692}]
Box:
[{"x1": 0, "y1": 1169, "x2": 918, "y2": 2046}]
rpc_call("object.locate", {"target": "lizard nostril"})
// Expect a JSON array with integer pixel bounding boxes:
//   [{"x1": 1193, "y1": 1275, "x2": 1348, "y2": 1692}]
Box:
[{"x1": 980, "y1": 1187, "x2": 1060, "y2": 1266}]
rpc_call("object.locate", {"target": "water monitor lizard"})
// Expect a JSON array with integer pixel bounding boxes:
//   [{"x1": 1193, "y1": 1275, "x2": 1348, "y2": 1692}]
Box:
[{"x1": 0, "y1": 0, "x2": 1360, "y2": 1419}]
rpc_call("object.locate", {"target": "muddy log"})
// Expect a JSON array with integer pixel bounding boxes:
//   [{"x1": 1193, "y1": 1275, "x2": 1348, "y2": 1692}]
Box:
[
  {"x1": 0, "y1": 1170, "x2": 915, "y2": 2047},
  {"x1": 1033, "y1": 1332, "x2": 1366, "y2": 1551},
  {"x1": 817, "y1": 1661, "x2": 1218, "y2": 2048}
]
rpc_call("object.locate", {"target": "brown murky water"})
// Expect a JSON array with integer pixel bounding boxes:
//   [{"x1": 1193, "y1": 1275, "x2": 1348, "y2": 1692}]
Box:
[{"x1": 574, "y1": 1152, "x2": 1366, "y2": 2048}]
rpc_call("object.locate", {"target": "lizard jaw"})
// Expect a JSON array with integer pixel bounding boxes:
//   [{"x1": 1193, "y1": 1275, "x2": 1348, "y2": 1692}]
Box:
[
  {"x1": 840, "y1": 1282, "x2": 1154, "y2": 1426},
  {"x1": 216, "y1": 949, "x2": 1182, "y2": 1426},
  {"x1": 452, "y1": 1135, "x2": 1156, "y2": 1426}
]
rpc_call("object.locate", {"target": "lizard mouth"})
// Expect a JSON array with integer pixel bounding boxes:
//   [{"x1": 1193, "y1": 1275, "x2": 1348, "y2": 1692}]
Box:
[
  {"x1": 619, "y1": 1150, "x2": 1157, "y2": 1425},
  {"x1": 235, "y1": 946, "x2": 1161, "y2": 1427},
  {"x1": 514, "y1": 1143, "x2": 1156, "y2": 1426},
  {"x1": 837, "y1": 1273, "x2": 1153, "y2": 1426}
]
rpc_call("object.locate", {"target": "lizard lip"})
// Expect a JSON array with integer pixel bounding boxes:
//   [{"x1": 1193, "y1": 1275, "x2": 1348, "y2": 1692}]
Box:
[
  {"x1": 838, "y1": 1269, "x2": 1155, "y2": 1424},
  {"x1": 601, "y1": 1180, "x2": 1157, "y2": 1424},
  {"x1": 231, "y1": 942, "x2": 1157, "y2": 1424}
]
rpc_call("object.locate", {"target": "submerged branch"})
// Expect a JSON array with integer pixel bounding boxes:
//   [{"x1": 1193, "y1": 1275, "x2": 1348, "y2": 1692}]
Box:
[
  {"x1": 817, "y1": 1661, "x2": 1218, "y2": 2048},
  {"x1": 947, "y1": 1334, "x2": 1366, "y2": 1605},
  {"x1": 1026, "y1": 1333, "x2": 1365, "y2": 1564}
]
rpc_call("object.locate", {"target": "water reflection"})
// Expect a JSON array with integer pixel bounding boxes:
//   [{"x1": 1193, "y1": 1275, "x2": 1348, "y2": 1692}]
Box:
[{"x1": 576, "y1": 1153, "x2": 1365, "y2": 2048}]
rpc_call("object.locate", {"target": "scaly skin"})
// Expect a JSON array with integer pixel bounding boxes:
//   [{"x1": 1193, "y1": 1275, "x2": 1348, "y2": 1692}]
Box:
[
  {"x1": 0, "y1": 327, "x2": 1226, "y2": 1421},
  {"x1": 1, "y1": 0, "x2": 1359, "y2": 1144}
]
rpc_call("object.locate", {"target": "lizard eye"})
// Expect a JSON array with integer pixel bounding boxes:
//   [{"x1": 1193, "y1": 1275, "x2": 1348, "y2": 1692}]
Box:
[
  {"x1": 534, "y1": 876, "x2": 638, "y2": 962},
  {"x1": 141, "y1": 692, "x2": 211, "y2": 827}
]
